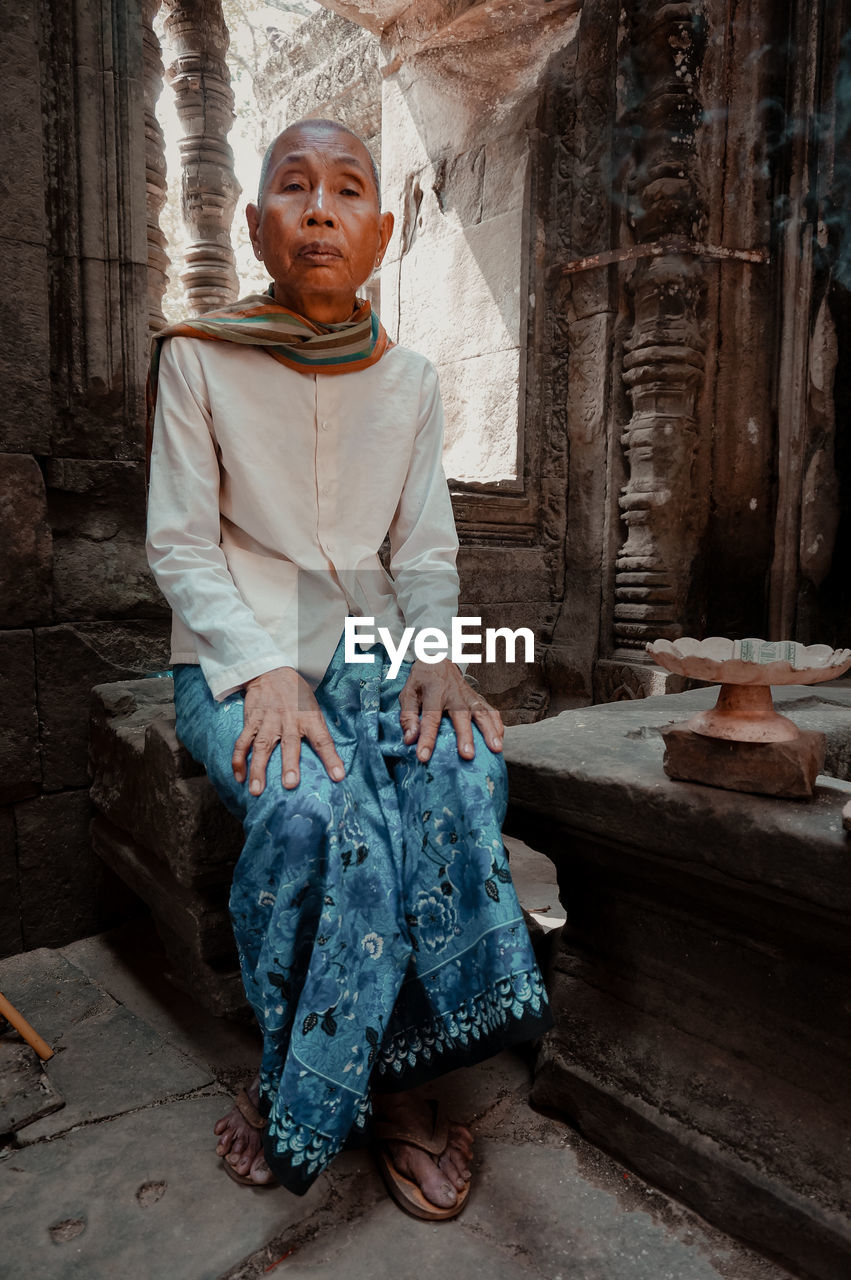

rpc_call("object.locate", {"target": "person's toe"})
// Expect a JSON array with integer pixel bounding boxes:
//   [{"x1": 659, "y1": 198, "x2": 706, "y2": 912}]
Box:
[
  {"x1": 437, "y1": 1149, "x2": 467, "y2": 1190},
  {"x1": 217, "y1": 1126, "x2": 238, "y2": 1155},
  {"x1": 392, "y1": 1143, "x2": 457, "y2": 1208},
  {"x1": 448, "y1": 1122, "x2": 473, "y2": 1159},
  {"x1": 250, "y1": 1154, "x2": 274, "y2": 1185}
]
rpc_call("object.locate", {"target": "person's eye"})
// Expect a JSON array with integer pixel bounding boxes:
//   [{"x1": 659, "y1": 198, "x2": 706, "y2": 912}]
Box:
[
  {"x1": 282, "y1": 181, "x2": 303, "y2": 192},
  {"x1": 341, "y1": 187, "x2": 360, "y2": 197}
]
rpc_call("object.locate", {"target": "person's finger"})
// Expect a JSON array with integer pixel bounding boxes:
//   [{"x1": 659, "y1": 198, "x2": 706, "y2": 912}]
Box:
[
  {"x1": 231, "y1": 722, "x2": 256, "y2": 782},
  {"x1": 469, "y1": 699, "x2": 503, "y2": 753},
  {"x1": 416, "y1": 687, "x2": 444, "y2": 762},
  {"x1": 448, "y1": 707, "x2": 475, "y2": 759},
  {"x1": 248, "y1": 726, "x2": 279, "y2": 796},
  {"x1": 279, "y1": 731, "x2": 302, "y2": 790},
  {"x1": 398, "y1": 678, "x2": 422, "y2": 743},
  {"x1": 304, "y1": 716, "x2": 345, "y2": 782}
]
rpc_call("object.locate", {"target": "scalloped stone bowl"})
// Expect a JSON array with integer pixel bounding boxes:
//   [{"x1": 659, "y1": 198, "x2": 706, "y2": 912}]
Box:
[{"x1": 646, "y1": 637, "x2": 851, "y2": 742}]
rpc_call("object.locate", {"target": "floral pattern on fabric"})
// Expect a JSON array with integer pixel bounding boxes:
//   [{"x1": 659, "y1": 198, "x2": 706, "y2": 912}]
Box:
[{"x1": 173, "y1": 634, "x2": 552, "y2": 1196}]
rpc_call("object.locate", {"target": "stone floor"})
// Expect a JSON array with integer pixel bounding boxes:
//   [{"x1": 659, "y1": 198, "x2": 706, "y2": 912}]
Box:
[{"x1": 0, "y1": 842, "x2": 797, "y2": 1280}]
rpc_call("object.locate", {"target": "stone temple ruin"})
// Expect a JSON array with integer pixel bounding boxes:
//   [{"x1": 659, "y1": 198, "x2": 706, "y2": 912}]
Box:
[{"x1": 1, "y1": 2, "x2": 850, "y2": 1278}]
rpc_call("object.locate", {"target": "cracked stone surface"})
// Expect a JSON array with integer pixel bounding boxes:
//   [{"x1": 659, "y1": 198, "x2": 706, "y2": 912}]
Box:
[
  {"x1": 0, "y1": 850, "x2": 796, "y2": 1280},
  {"x1": 17, "y1": 1004, "x2": 213, "y2": 1141},
  {"x1": 0, "y1": 1038, "x2": 64, "y2": 1133}
]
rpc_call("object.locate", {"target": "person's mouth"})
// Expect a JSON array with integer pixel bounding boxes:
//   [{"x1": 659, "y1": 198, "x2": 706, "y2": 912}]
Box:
[{"x1": 298, "y1": 242, "x2": 343, "y2": 263}]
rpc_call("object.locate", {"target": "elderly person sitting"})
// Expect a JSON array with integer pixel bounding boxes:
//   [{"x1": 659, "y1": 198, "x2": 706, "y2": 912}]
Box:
[{"x1": 145, "y1": 117, "x2": 551, "y2": 1221}]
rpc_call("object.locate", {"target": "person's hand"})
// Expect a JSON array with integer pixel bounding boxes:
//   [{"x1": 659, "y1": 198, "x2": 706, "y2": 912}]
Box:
[
  {"x1": 231, "y1": 666, "x2": 345, "y2": 795},
  {"x1": 398, "y1": 659, "x2": 503, "y2": 763}
]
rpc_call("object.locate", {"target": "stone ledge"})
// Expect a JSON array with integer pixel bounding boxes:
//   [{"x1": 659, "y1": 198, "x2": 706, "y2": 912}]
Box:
[
  {"x1": 505, "y1": 685, "x2": 851, "y2": 914},
  {"x1": 90, "y1": 817, "x2": 234, "y2": 963},
  {"x1": 88, "y1": 679, "x2": 247, "y2": 1019},
  {"x1": 90, "y1": 678, "x2": 242, "y2": 887},
  {"x1": 504, "y1": 682, "x2": 851, "y2": 1280},
  {"x1": 533, "y1": 1033, "x2": 851, "y2": 1280}
]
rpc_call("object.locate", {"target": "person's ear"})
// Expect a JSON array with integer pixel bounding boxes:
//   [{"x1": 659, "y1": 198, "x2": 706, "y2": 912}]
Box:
[
  {"x1": 246, "y1": 202, "x2": 263, "y2": 260},
  {"x1": 375, "y1": 210, "x2": 394, "y2": 268}
]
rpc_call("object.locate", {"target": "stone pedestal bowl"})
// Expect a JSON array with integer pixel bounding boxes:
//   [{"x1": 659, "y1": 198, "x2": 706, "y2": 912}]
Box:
[{"x1": 646, "y1": 638, "x2": 851, "y2": 742}]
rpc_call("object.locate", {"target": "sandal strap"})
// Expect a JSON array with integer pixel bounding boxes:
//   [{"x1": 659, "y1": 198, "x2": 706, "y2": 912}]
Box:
[
  {"x1": 373, "y1": 1098, "x2": 449, "y2": 1157},
  {"x1": 234, "y1": 1088, "x2": 266, "y2": 1131}
]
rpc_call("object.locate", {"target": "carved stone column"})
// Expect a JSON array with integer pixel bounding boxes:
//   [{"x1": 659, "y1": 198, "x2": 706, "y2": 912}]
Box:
[
  {"x1": 161, "y1": 0, "x2": 240, "y2": 314},
  {"x1": 613, "y1": 1, "x2": 708, "y2": 649},
  {"x1": 142, "y1": 0, "x2": 169, "y2": 331}
]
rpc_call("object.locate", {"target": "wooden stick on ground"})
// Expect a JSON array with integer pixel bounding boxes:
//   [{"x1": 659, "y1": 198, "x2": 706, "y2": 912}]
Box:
[{"x1": 0, "y1": 991, "x2": 54, "y2": 1061}]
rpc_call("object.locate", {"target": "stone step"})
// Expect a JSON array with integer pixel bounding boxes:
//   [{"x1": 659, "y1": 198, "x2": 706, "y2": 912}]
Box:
[
  {"x1": 90, "y1": 817, "x2": 235, "y2": 964},
  {"x1": 89, "y1": 678, "x2": 242, "y2": 888}
]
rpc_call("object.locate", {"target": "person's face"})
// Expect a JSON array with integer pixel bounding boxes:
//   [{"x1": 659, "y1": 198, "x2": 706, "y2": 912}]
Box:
[{"x1": 246, "y1": 122, "x2": 394, "y2": 323}]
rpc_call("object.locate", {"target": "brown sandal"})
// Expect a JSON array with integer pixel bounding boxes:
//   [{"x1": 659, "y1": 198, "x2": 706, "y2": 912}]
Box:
[
  {"x1": 372, "y1": 1098, "x2": 471, "y2": 1221},
  {"x1": 220, "y1": 1088, "x2": 276, "y2": 1188}
]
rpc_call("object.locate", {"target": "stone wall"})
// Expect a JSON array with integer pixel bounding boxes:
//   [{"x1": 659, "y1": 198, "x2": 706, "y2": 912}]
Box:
[
  {"x1": 4, "y1": 0, "x2": 847, "y2": 954},
  {"x1": 311, "y1": 0, "x2": 851, "y2": 718},
  {"x1": 256, "y1": 2, "x2": 582, "y2": 721},
  {"x1": 0, "y1": 0, "x2": 170, "y2": 959},
  {"x1": 255, "y1": 8, "x2": 381, "y2": 170}
]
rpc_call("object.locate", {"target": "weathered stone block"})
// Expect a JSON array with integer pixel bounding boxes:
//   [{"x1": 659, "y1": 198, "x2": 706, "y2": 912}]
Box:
[
  {"x1": 90, "y1": 817, "x2": 234, "y2": 963},
  {"x1": 256, "y1": 5, "x2": 380, "y2": 157},
  {"x1": 505, "y1": 684, "x2": 851, "y2": 1280},
  {"x1": 440, "y1": 346, "x2": 521, "y2": 483},
  {"x1": 398, "y1": 211, "x2": 522, "y2": 370},
  {"x1": 593, "y1": 657, "x2": 689, "y2": 703},
  {"x1": 15, "y1": 790, "x2": 130, "y2": 950},
  {"x1": 533, "y1": 963, "x2": 851, "y2": 1280},
  {"x1": 457, "y1": 546, "x2": 556, "y2": 606},
  {"x1": 0, "y1": 453, "x2": 52, "y2": 625},
  {"x1": 45, "y1": 458, "x2": 167, "y2": 621},
  {"x1": 47, "y1": 263, "x2": 149, "y2": 460},
  {"x1": 35, "y1": 622, "x2": 171, "y2": 789},
  {"x1": 90, "y1": 679, "x2": 242, "y2": 887},
  {"x1": 482, "y1": 140, "x2": 529, "y2": 219},
  {"x1": 0, "y1": 631, "x2": 40, "y2": 805},
  {"x1": 0, "y1": 806, "x2": 22, "y2": 958},
  {"x1": 0, "y1": 240, "x2": 50, "y2": 453},
  {"x1": 152, "y1": 921, "x2": 248, "y2": 1020},
  {"x1": 453, "y1": 601, "x2": 556, "y2": 723},
  {"x1": 0, "y1": 2, "x2": 46, "y2": 232},
  {"x1": 0, "y1": 8, "x2": 49, "y2": 457},
  {"x1": 89, "y1": 815, "x2": 245, "y2": 1019},
  {"x1": 662, "y1": 723, "x2": 826, "y2": 798}
]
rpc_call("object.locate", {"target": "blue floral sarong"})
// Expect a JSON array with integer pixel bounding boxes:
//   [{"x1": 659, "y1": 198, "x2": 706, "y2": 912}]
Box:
[{"x1": 173, "y1": 634, "x2": 552, "y2": 1195}]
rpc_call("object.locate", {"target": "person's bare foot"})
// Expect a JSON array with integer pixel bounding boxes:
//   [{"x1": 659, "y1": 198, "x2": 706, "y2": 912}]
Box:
[
  {"x1": 213, "y1": 1074, "x2": 275, "y2": 1185},
  {"x1": 374, "y1": 1089, "x2": 473, "y2": 1210}
]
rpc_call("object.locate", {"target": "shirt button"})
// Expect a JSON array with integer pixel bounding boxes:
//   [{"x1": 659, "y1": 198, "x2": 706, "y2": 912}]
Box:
[
  {"x1": 320, "y1": 421, "x2": 329, "y2": 432},
  {"x1": 320, "y1": 485, "x2": 330, "y2": 497}
]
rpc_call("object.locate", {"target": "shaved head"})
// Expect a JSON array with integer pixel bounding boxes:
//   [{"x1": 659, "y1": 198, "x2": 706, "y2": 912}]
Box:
[{"x1": 258, "y1": 118, "x2": 381, "y2": 206}]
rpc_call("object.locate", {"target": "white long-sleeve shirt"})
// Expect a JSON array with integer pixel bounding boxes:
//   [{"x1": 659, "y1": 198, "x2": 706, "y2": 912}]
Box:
[{"x1": 145, "y1": 336, "x2": 461, "y2": 700}]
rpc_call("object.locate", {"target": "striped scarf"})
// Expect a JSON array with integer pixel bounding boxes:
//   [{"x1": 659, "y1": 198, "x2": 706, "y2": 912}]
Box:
[{"x1": 146, "y1": 289, "x2": 391, "y2": 473}]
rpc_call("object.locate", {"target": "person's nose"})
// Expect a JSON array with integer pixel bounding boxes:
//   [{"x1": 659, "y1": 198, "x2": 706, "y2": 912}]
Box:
[{"x1": 303, "y1": 181, "x2": 336, "y2": 228}]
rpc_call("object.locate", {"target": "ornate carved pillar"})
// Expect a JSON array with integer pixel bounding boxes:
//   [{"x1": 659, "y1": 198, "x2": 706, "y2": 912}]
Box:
[
  {"x1": 161, "y1": 0, "x2": 240, "y2": 314},
  {"x1": 142, "y1": 0, "x2": 169, "y2": 331},
  {"x1": 613, "y1": 1, "x2": 708, "y2": 649}
]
